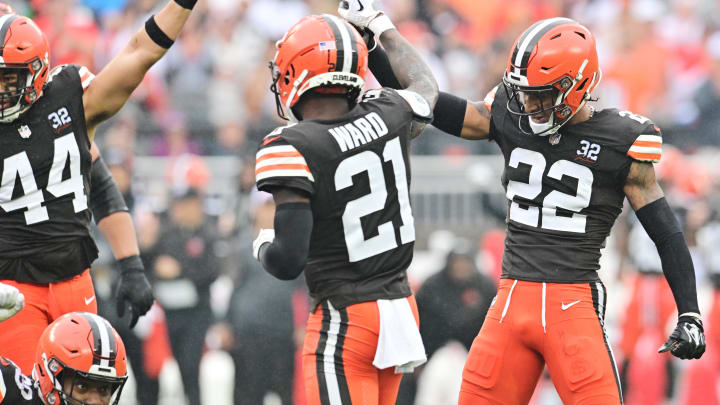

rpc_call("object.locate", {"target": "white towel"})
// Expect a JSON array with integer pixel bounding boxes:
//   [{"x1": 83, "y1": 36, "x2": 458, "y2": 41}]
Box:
[{"x1": 373, "y1": 298, "x2": 427, "y2": 374}]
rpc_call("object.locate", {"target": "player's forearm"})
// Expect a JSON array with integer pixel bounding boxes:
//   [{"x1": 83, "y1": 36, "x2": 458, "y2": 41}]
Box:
[
  {"x1": 259, "y1": 203, "x2": 312, "y2": 280},
  {"x1": 97, "y1": 212, "x2": 141, "y2": 260},
  {"x1": 127, "y1": 1, "x2": 193, "y2": 73},
  {"x1": 378, "y1": 29, "x2": 438, "y2": 109},
  {"x1": 368, "y1": 45, "x2": 483, "y2": 138},
  {"x1": 85, "y1": 1, "x2": 195, "y2": 129},
  {"x1": 636, "y1": 197, "x2": 700, "y2": 316}
]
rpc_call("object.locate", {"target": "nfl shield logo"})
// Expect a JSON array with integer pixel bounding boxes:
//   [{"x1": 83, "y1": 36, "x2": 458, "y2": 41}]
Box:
[
  {"x1": 18, "y1": 125, "x2": 31, "y2": 139},
  {"x1": 549, "y1": 133, "x2": 561, "y2": 146}
]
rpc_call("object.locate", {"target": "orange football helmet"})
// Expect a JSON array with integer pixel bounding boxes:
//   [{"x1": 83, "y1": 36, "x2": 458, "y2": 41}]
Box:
[
  {"x1": 269, "y1": 14, "x2": 368, "y2": 121},
  {"x1": 0, "y1": 15, "x2": 49, "y2": 123},
  {"x1": 503, "y1": 17, "x2": 601, "y2": 136},
  {"x1": 33, "y1": 312, "x2": 128, "y2": 405}
]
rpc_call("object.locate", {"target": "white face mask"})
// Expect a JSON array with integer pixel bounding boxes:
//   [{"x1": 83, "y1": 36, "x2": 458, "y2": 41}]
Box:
[{"x1": 528, "y1": 114, "x2": 559, "y2": 136}]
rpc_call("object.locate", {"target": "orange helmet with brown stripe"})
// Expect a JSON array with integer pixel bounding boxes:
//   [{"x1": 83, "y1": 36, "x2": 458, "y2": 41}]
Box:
[
  {"x1": 503, "y1": 17, "x2": 600, "y2": 136},
  {"x1": 33, "y1": 312, "x2": 128, "y2": 405},
  {"x1": 0, "y1": 14, "x2": 49, "y2": 123},
  {"x1": 269, "y1": 14, "x2": 368, "y2": 122}
]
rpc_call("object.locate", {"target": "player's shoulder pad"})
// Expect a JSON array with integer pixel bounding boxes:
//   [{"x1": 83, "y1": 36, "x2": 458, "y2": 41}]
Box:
[
  {"x1": 255, "y1": 125, "x2": 313, "y2": 183},
  {"x1": 47, "y1": 64, "x2": 95, "y2": 92},
  {"x1": 614, "y1": 110, "x2": 663, "y2": 163},
  {"x1": 395, "y1": 89, "x2": 433, "y2": 122},
  {"x1": 362, "y1": 88, "x2": 433, "y2": 122}
]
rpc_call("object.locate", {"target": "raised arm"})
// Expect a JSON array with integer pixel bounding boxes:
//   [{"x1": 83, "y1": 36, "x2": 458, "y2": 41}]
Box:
[
  {"x1": 624, "y1": 161, "x2": 705, "y2": 360},
  {"x1": 83, "y1": 0, "x2": 197, "y2": 136},
  {"x1": 339, "y1": 0, "x2": 438, "y2": 133},
  {"x1": 361, "y1": 30, "x2": 491, "y2": 140}
]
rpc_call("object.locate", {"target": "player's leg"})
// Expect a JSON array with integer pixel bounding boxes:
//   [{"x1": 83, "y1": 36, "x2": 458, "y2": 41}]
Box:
[
  {"x1": 48, "y1": 269, "x2": 97, "y2": 317},
  {"x1": 543, "y1": 282, "x2": 622, "y2": 405},
  {"x1": 0, "y1": 281, "x2": 50, "y2": 374},
  {"x1": 459, "y1": 279, "x2": 545, "y2": 405},
  {"x1": 303, "y1": 300, "x2": 378, "y2": 405}
]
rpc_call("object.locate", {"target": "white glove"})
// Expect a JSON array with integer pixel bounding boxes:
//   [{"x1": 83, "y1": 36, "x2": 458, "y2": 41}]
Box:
[
  {"x1": 253, "y1": 228, "x2": 276, "y2": 260},
  {"x1": 0, "y1": 283, "x2": 24, "y2": 322},
  {"x1": 338, "y1": 0, "x2": 395, "y2": 36}
]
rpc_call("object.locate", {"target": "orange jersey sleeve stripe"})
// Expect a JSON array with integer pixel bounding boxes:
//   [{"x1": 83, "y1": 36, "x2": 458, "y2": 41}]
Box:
[
  {"x1": 631, "y1": 140, "x2": 662, "y2": 148},
  {"x1": 255, "y1": 164, "x2": 311, "y2": 175},
  {"x1": 627, "y1": 151, "x2": 661, "y2": 161},
  {"x1": 256, "y1": 151, "x2": 303, "y2": 162}
]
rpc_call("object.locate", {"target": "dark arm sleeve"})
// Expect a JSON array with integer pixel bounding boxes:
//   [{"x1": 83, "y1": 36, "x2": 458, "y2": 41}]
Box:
[
  {"x1": 89, "y1": 155, "x2": 128, "y2": 221},
  {"x1": 259, "y1": 202, "x2": 313, "y2": 281},
  {"x1": 368, "y1": 45, "x2": 402, "y2": 89},
  {"x1": 635, "y1": 197, "x2": 700, "y2": 316},
  {"x1": 369, "y1": 46, "x2": 467, "y2": 137}
]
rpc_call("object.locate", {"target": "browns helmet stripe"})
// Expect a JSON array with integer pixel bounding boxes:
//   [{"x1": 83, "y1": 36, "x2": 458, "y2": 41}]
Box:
[
  {"x1": 81, "y1": 313, "x2": 117, "y2": 368},
  {"x1": 321, "y1": 14, "x2": 356, "y2": 74},
  {"x1": 321, "y1": 15, "x2": 344, "y2": 72},
  {"x1": 0, "y1": 14, "x2": 17, "y2": 56},
  {"x1": 341, "y1": 20, "x2": 359, "y2": 74},
  {"x1": 511, "y1": 17, "x2": 573, "y2": 76}
]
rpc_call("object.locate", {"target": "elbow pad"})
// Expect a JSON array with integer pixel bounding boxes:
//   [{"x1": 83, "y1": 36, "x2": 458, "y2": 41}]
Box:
[{"x1": 89, "y1": 155, "x2": 129, "y2": 222}]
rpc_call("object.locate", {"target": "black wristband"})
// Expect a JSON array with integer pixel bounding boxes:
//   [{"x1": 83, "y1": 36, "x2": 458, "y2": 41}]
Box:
[
  {"x1": 90, "y1": 155, "x2": 129, "y2": 222},
  {"x1": 145, "y1": 16, "x2": 174, "y2": 49},
  {"x1": 432, "y1": 91, "x2": 468, "y2": 137},
  {"x1": 173, "y1": 0, "x2": 198, "y2": 9},
  {"x1": 117, "y1": 255, "x2": 145, "y2": 274}
]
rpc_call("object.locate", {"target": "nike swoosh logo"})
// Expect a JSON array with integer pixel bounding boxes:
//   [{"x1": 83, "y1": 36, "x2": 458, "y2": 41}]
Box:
[
  {"x1": 357, "y1": 1, "x2": 364, "y2": 11},
  {"x1": 84, "y1": 296, "x2": 96, "y2": 306},
  {"x1": 561, "y1": 300, "x2": 580, "y2": 311}
]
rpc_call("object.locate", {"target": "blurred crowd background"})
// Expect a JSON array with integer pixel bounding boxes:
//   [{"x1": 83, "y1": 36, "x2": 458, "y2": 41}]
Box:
[{"x1": 7, "y1": 0, "x2": 720, "y2": 403}]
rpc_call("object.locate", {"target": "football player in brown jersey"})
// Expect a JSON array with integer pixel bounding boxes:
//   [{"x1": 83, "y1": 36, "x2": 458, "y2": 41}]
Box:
[
  {"x1": 0, "y1": 312, "x2": 127, "y2": 405},
  {"x1": 251, "y1": 3, "x2": 438, "y2": 404},
  {"x1": 0, "y1": 0, "x2": 197, "y2": 374},
  {"x1": 355, "y1": 10, "x2": 706, "y2": 405}
]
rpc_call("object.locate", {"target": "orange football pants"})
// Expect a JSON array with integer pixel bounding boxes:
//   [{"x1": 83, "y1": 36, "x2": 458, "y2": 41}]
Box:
[
  {"x1": 459, "y1": 279, "x2": 622, "y2": 405},
  {"x1": 302, "y1": 295, "x2": 419, "y2": 405},
  {"x1": 0, "y1": 269, "x2": 97, "y2": 374}
]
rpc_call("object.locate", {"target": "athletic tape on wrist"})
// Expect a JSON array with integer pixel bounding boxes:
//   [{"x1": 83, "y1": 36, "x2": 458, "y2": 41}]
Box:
[{"x1": 368, "y1": 14, "x2": 395, "y2": 37}]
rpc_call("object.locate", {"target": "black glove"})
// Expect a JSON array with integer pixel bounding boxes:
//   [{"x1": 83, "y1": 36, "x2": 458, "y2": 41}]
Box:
[
  {"x1": 115, "y1": 255, "x2": 154, "y2": 328},
  {"x1": 658, "y1": 315, "x2": 706, "y2": 359}
]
